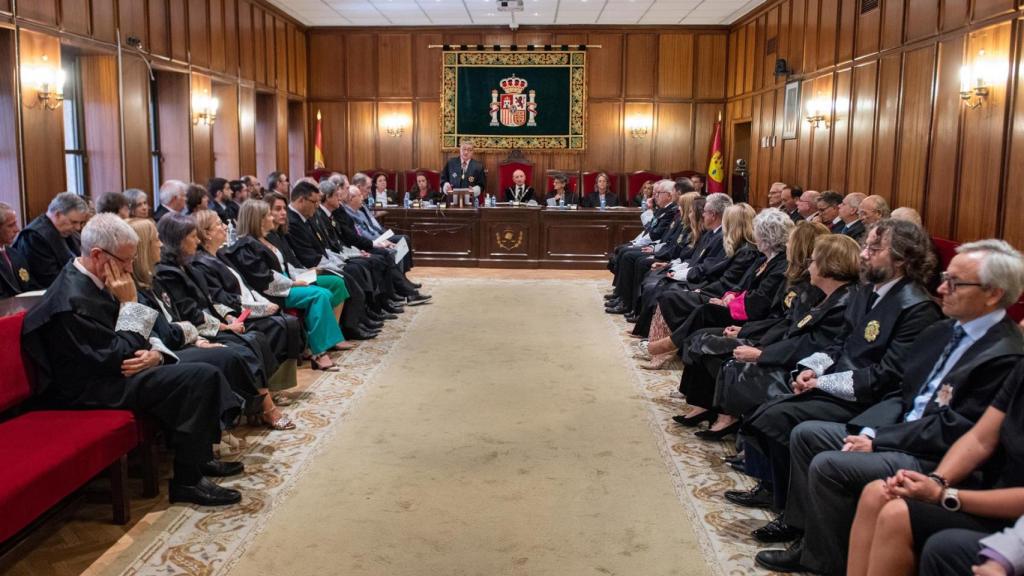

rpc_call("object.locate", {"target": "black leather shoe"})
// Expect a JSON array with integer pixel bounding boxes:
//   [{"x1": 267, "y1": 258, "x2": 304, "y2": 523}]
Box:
[
  {"x1": 752, "y1": 515, "x2": 802, "y2": 543},
  {"x1": 695, "y1": 420, "x2": 741, "y2": 440},
  {"x1": 604, "y1": 293, "x2": 617, "y2": 300},
  {"x1": 345, "y1": 328, "x2": 379, "y2": 340},
  {"x1": 383, "y1": 303, "x2": 405, "y2": 314},
  {"x1": 724, "y1": 481, "x2": 773, "y2": 509},
  {"x1": 361, "y1": 318, "x2": 384, "y2": 329},
  {"x1": 755, "y1": 539, "x2": 808, "y2": 573},
  {"x1": 378, "y1": 312, "x2": 398, "y2": 320},
  {"x1": 169, "y1": 477, "x2": 242, "y2": 506},
  {"x1": 406, "y1": 293, "x2": 432, "y2": 306},
  {"x1": 624, "y1": 313, "x2": 639, "y2": 323},
  {"x1": 672, "y1": 410, "x2": 716, "y2": 427},
  {"x1": 604, "y1": 298, "x2": 622, "y2": 308},
  {"x1": 410, "y1": 282, "x2": 422, "y2": 289},
  {"x1": 200, "y1": 459, "x2": 244, "y2": 477},
  {"x1": 605, "y1": 304, "x2": 630, "y2": 314},
  {"x1": 388, "y1": 299, "x2": 407, "y2": 308}
]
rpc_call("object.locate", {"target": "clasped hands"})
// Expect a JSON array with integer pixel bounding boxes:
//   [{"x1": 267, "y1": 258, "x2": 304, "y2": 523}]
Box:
[{"x1": 708, "y1": 293, "x2": 736, "y2": 307}]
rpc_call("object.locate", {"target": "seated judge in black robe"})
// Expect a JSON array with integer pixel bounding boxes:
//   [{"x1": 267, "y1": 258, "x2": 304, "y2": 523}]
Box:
[
  {"x1": 581, "y1": 173, "x2": 619, "y2": 208},
  {"x1": 503, "y1": 184, "x2": 535, "y2": 204},
  {"x1": 0, "y1": 203, "x2": 37, "y2": 297},
  {"x1": 190, "y1": 210, "x2": 305, "y2": 362},
  {"x1": 544, "y1": 174, "x2": 579, "y2": 207},
  {"x1": 21, "y1": 214, "x2": 243, "y2": 505},
  {"x1": 13, "y1": 192, "x2": 89, "y2": 288},
  {"x1": 409, "y1": 173, "x2": 446, "y2": 204}
]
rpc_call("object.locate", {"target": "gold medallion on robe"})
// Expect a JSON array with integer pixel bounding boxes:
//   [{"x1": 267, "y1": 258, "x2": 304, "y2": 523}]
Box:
[
  {"x1": 864, "y1": 320, "x2": 881, "y2": 342},
  {"x1": 784, "y1": 290, "x2": 797, "y2": 308},
  {"x1": 935, "y1": 383, "x2": 954, "y2": 407},
  {"x1": 18, "y1": 268, "x2": 28, "y2": 283},
  {"x1": 797, "y1": 314, "x2": 812, "y2": 328}
]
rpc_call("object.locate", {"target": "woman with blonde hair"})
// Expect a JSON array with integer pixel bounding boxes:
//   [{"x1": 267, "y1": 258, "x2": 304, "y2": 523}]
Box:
[{"x1": 220, "y1": 200, "x2": 345, "y2": 371}]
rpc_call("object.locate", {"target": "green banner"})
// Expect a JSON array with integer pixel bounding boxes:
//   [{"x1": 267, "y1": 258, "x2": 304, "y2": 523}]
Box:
[{"x1": 441, "y1": 50, "x2": 587, "y2": 151}]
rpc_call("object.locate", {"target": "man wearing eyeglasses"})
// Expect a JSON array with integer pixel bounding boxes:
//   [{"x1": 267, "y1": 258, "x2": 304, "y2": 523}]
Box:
[
  {"x1": 13, "y1": 191, "x2": 88, "y2": 289},
  {"x1": 755, "y1": 236, "x2": 1024, "y2": 574}
]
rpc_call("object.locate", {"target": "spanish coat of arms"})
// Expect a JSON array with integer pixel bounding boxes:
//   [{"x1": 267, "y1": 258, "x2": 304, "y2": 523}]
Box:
[{"x1": 489, "y1": 75, "x2": 537, "y2": 128}]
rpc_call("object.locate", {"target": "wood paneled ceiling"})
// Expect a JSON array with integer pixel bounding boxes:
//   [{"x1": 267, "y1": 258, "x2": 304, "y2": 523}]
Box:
[{"x1": 268, "y1": 0, "x2": 764, "y2": 27}]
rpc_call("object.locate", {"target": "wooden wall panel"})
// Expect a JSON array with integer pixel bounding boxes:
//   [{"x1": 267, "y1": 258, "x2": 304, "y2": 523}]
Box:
[
  {"x1": 789, "y1": 0, "x2": 806, "y2": 74},
  {"x1": 809, "y1": 74, "x2": 834, "y2": 188},
  {"x1": 61, "y1": 0, "x2": 91, "y2": 36},
  {"x1": 92, "y1": 0, "x2": 116, "y2": 43},
  {"x1": 895, "y1": 46, "x2": 936, "y2": 211},
  {"x1": 744, "y1": 24, "x2": 756, "y2": 95},
  {"x1": 697, "y1": 33, "x2": 728, "y2": 99},
  {"x1": 209, "y1": 0, "x2": 226, "y2": 73},
  {"x1": 238, "y1": 85, "x2": 256, "y2": 175},
  {"x1": 287, "y1": 101, "x2": 304, "y2": 181},
  {"x1": 191, "y1": 74, "x2": 213, "y2": 184},
  {"x1": 653, "y1": 103, "x2": 693, "y2": 172},
  {"x1": 941, "y1": 0, "x2": 969, "y2": 31},
  {"x1": 275, "y1": 19, "x2": 287, "y2": 90},
  {"x1": 414, "y1": 33, "x2": 442, "y2": 99},
  {"x1": 19, "y1": 0, "x2": 58, "y2": 26},
  {"x1": 818, "y1": 0, "x2": 838, "y2": 69},
  {"x1": 881, "y1": 0, "x2": 905, "y2": 50},
  {"x1": 309, "y1": 32, "x2": 344, "y2": 99},
  {"x1": 156, "y1": 71, "x2": 191, "y2": 183},
  {"x1": 213, "y1": 82, "x2": 240, "y2": 179},
  {"x1": 855, "y1": 1, "x2": 880, "y2": 58},
  {"x1": 119, "y1": 0, "x2": 148, "y2": 47},
  {"x1": 764, "y1": 8, "x2": 780, "y2": 91},
  {"x1": 347, "y1": 101, "x2": 376, "y2": 171},
  {"x1": 377, "y1": 101, "x2": 412, "y2": 169},
  {"x1": 254, "y1": 92, "x2": 276, "y2": 179},
  {"x1": 973, "y1": 0, "x2": 1016, "y2": 20},
  {"x1": 0, "y1": 31, "x2": 19, "y2": 217},
  {"x1": 19, "y1": 30, "x2": 65, "y2": 218},
  {"x1": 836, "y1": 0, "x2": 855, "y2": 63},
  {"x1": 694, "y1": 104, "x2": 721, "y2": 172},
  {"x1": 906, "y1": 0, "x2": 939, "y2": 42},
  {"x1": 345, "y1": 34, "x2": 378, "y2": 98},
  {"x1": 264, "y1": 12, "x2": 276, "y2": 87},
  {"x1": 149, "y1": 0, "x2": 170, "y2": 58},
  {"x1": 275, "y1": 94, "x2": 287, "y2": 172},
  {"x1": 1002, "y1": 25, "x2": 1024, "y2": 247},
  {"x1": 122, "y1": 56, "x2": 152, "y2": 191},
  {"x1": 295, "y1": 30, "x2": 307, "y2": 97},
  {"x1": 956, "y1": 22, "x2": 1012, "y2": 241},
  {"x1": 169, "y1": 0, "x2": 189, "y2": 62},
  {"x1": 657, "y1": 34, "x2": 693, "y2": 99},
  {"x1": 588, "y1": 33, "x2": 623, "y2": 98},
  {"x1": 625, "y1": 34, "x2": 656, "y2": 98},
  {"x1": 872, "y1": 54, "x2": 901, "y2": 203},
  {"x1": 188, "y1": 0, "x2": 210, "y2": 69},
  {"x1": 415, "y1": 100, "x2": 440, "y2": 170},
  {"x1": 925, "y1": 36, "x2": 964, "y2": 238},
  {"x1": 623, "y1": 102, "x2": 653, "y2": 171},
  {"x1": 847, "y1": 62, "x2": 876, "y2": 193},
  {"x1": 80, "y1": 55, "x2": 123, "y2": 195},
  {"x1": 238, "y1": 0, "x2": 255, "y2": 81},
  {"x1": 727, "y1": 31, "x2": 738, "y2": 98},
  {"x1": 379, "y1": 34, "x2": 412, "y2": 98},
  {"x1": 287, "y1": 24, "x2": 297, "y2": 94},
  {"x1": 829, "y1": 67, "x2": 852, "y2": 192},
  {"x1": 252, "y1": 6, "x2": 265, "y2": 84},
  {"x1": 224, "y1": 0, "x2": 238, "y2": 76},
  {"x1": 587, "y1": 102, "x2": 622, "y2": 170}
]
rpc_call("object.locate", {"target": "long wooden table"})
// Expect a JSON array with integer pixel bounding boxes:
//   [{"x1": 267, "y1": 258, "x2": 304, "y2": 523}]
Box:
[{"x1": 374, "y1": 206, "x2": 646, "y2": 269}]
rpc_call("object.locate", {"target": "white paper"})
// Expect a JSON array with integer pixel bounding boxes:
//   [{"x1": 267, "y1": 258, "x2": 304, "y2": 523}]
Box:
[
  {"x1": 295, "y1": 269, "x2": 318, "y2": 284},
  {"x1": 393, "y1": 238, "x2": 409, "y2": 264},
  {"x1": 15, "y1": 289, "x2": 46, "y2": 298},
  {"x1": 374, "y1": 229, "x2": 395, "y2": 244}
]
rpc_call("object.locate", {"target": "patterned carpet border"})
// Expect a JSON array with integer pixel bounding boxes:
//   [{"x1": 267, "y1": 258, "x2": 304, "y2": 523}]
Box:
[
  {"x1": 110, "y1": 296, "x2": 429, "y2": 576},
  {"x1": 592, "y1": 282, "x2": 776, "y2": 576}
]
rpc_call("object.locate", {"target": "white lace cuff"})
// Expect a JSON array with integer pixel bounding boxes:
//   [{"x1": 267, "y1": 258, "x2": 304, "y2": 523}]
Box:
[
  {"x1": 213, "y1": 303, "x2": 235, "y2": 319},
  {"x1": 799, "y1": 352, "x2": 835, "y2": 377},
  {"x1": 267, "y1": 271, "x2": 293, "y2": 297},
  {"x1": 148, "y1": 337, "x2": 179, "y2": 364},
  {"x1": 115, "y1": 302, "x2": 157, "y2": 338},
  {"x1": 817, "y1": 371, "x2": 856, "y2": 401},
  {"x1": 174, "y1": 321, "x2": 199, "y2": 345},
  {"x1": 198, "y1": 310, "x2": 220, "y2": 338},
  {"x1": 243, "y1": 301, "x2": 276, "y2": 318}
]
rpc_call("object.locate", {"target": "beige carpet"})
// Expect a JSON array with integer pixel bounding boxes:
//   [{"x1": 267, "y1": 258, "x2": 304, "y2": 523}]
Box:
[{"x1": 225, "y1": 278, "x2": 710, "y2": 576}]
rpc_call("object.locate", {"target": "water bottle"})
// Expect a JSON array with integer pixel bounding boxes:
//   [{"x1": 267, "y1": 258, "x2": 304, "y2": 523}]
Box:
[
  {"x1": 226, "y1": 221, "x2": 237, "y2": 246},
  {"x1": 600, "y1": 195, "x2": 606, "y2": 209},
  {"x1": 472, "y1": 193, "x2": 479, "y2": 208},
  {"x1": 489, "y1": 194, "x2": 496, "y2": 208},
  {"x1": 403, "y1": 191, "x2": 411, "y2": 208},
  {"x1": 559, "y1": 197, "x2": 565, "y2": 208},
  {"x1": 483, "y1": 194, "x2": 490, "y2": 207}
]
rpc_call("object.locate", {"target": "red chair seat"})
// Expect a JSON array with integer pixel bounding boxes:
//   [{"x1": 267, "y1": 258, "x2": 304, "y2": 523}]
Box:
[{"x1": 0, "y1": 410, "x2": 138, "y2": 543}]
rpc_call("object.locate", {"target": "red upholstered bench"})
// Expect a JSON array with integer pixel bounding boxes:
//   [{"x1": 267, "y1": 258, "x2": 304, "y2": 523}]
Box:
[
  {"x1": 932, "y1": 237, "x2": 1024, "y2": 322},
  {"x1": 0, "y1": 312, "x2": 141, "y2": 545}
]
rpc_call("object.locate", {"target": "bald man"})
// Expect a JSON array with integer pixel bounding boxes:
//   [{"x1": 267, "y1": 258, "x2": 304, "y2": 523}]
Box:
[{"x1": 503, "y1": 169, "x2": 535, "y2": 203}]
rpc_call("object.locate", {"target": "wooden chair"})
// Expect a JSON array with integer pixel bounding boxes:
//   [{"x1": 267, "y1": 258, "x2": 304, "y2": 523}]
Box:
[
  {"x1": 626, "y1": 170, "x2": 665, "y2": 204},
  {"x1": 498, "y1": 151, "x2": 534, "y2": 201},
  {"x1": 403, "y1": 169, "x2": 441, "y2": 195},
  {"x1": 360, "y1": 169, "x2": 398, "y2": 193},
  {"x1": 581, "y1": 171, "x2": 621, "y2": 204},
  {"x1": 544, "y1": 170, "x2": 580, "y2": 197}
]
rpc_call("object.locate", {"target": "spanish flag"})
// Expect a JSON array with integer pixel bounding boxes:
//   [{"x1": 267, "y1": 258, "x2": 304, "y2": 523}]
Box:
[
  {"x1": 313, "y1": 109, "x2": 325, "y2": 169},
  {"x1": 706, "y1": 114, "x2": 725, "y2": 194}
]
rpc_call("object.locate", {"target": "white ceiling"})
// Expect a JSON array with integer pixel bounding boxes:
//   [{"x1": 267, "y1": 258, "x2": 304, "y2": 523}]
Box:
[{"x1": 267, "y1": 0, "x2": 767, "y2": 27}]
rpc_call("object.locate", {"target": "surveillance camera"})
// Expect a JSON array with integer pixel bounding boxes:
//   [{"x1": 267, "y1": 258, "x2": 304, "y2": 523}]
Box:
[{"x1": 509, "y1": 22, "x2": 519, "y2": 30}]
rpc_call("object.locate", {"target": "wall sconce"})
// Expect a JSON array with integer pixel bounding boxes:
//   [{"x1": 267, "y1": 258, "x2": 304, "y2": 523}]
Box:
[
  {"x1": 960, "y1": 49, "x2": 999, "y2": 110},
  {"x1": 382, "y1": 115, "x2": 407, "y2": 137},
  {"x1": 192, "y1": 92, "x2": 219, "y2": 126},
  {"x1": 22, "y1": 55, "x2": 65, "y2": 110},
  {"x1": 805, "y1": 95, "x2": 831, "y2": 129},
  {"x1": 626, "y1": 116, "x2": 651, "y2": 139}
]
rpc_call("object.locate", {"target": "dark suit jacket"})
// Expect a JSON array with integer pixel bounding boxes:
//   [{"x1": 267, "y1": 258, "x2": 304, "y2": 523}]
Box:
[
  {"x1": 840, "y1": 220, "x2": 867, "y2": 243},
  {"x1": 410, "y1": 188, "x2": 446, "y2": 204},
  {"x1": 647, "y1": 203, "x2": 679, "y2": 242},
  {"x1": 153, "y1": 204, "x2": 171, "y2": 222},
  {"x1": 284, "y1": 209, "x2": 327, "y2": 269},
  {"x1": 0, "y1": 246, "x2": 35, "y2": 297},
  {"x1": 788, "y1": 208, "x2": 804, "y2": 223},
  {"x1": 12, "y1": 214, "x2": 79, "y2": 289},
  {"x1": 582, "y1": 191, "x2": 620, "y2": 208},
  {"x1": 830, "y1": 220, "x2": 846, "y2": 234},
  {"x1": 503, "y1": 186, "x2": 535, "y2": 203},
  {"x1": 847, "y1": 316, "x2": 1024, "y2": 461},
  {"x1": 654, "y1": 220, "x2": 693, "y2": 262},
  {"x1": 330, "y1": 207, "x2": 374, "y2": 252},
  {"x1": 683, "y1": 227, "x2": 726, "y2": 283},
  {"x1": 441, "y1": 157, "x2": 486, "y2": 190},
  {"x1": 545, "y1": 192, "x2": 580, "y2": 206}
]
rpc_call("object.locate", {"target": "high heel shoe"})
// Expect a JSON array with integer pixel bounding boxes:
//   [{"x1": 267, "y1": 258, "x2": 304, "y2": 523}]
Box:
[
  {"x1": 640, "y1": 354, "x2": 683, "y2": 370},
  {"x1": 671, "y1": 410, "x2": 716, "y2": 427},
  {"x1": 310, "y1": 354, "x2": 341, "y2": 372},
  {"x1": 694, "y1": 420, "x2": 741, "y2": 440},
  {"x1": 258, "y1": 408, "x2": 296, "y2": 431}
]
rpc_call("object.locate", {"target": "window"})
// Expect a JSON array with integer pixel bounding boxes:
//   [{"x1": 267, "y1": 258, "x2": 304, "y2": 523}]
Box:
[
  {"x1": 149, "y1": 76, "x2": 161, "y2": 198},
  {"x1": 61, "y1": 51, "x2": 87, "y2": 196}
]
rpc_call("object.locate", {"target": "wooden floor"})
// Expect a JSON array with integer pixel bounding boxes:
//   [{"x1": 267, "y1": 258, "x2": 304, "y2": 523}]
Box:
[{"x1": 0, "y1": 267, "x2": 610, "y2": 576}]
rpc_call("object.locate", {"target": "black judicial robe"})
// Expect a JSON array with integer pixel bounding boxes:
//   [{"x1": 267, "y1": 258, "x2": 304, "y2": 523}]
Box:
[
  {"x1": 845, "y1": 316, "x2": 1024, "y2": 461},
  {"x1": 745, "y1": 278, "x2": 943, "y2": 447},
  {"x1": 191, "y1": 247, "x2": 305, "y2": 361},
  {"x1": 220, "y1": 236, "x2": 290, "y2": 307},
  {"x1": 12, "y1": 214, "x2": 79, "y2": 288},
  {"x1": 154, "y1": 255, "x2": 279, "y2": 385},
  {"x1": 441, "y1": 157, "x2": 486, "y2": 191},
  {"x1": 0, "y1": 246, "x2": 36, "y2": 297},
  {"x1": 21, "y1": 263, "x2": 239, "y2": 453},
  {"x1": 582, "y1": 191, "x2": 620, "y2": 208},
  {"x1": 286, "y1": 209, "x2": 329, "y2": 269},
  {"x1": 503, "y1": 186, "x2": 535, "y2": 203},
  {"x1": 331, "y1": 207, "x2": 374, "y2": 252},
  {"x1": 545, "y1": 191, "x2": 581, "y2": 206}
]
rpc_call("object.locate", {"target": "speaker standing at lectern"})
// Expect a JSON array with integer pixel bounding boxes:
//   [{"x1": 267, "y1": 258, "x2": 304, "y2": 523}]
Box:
[{"x1": 441, "y1": 141, "x2": 486, "y2": 198}]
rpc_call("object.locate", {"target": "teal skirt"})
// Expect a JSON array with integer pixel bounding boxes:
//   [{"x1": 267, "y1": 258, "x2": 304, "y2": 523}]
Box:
[{"x1": 284, "y1": 284, "x2": 344, "y2": 355}]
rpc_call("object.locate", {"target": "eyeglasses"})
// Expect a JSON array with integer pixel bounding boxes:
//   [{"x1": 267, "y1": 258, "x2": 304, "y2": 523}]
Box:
[
  {"x1": 940, "y1": 272, "x2": 984, "y2": 293},
  {"x1": 864, "y1": 244, "x2": 884, "y2": 256},
  {"x1": 101, "y1": 248, "x2": 135, "y2": 265}
]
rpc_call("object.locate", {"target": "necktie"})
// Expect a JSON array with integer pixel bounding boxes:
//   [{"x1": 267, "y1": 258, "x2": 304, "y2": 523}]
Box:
[
  {"x1": 866, "y1": 291, "x2": 879, "y2": 311},
  {"x1": 926, "y1": 325, "x2": 968, "y2": 383}
]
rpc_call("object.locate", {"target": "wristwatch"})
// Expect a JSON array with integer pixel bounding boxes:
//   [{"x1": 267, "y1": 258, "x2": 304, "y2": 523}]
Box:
[{"x1": 941, "y1": 487, "x2": 961, "y2": 512}]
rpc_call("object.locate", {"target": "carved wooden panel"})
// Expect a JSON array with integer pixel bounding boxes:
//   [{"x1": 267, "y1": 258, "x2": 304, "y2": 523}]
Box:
[{"x1": 657, "y1": 34, "x2": 693, "y2": 99}]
